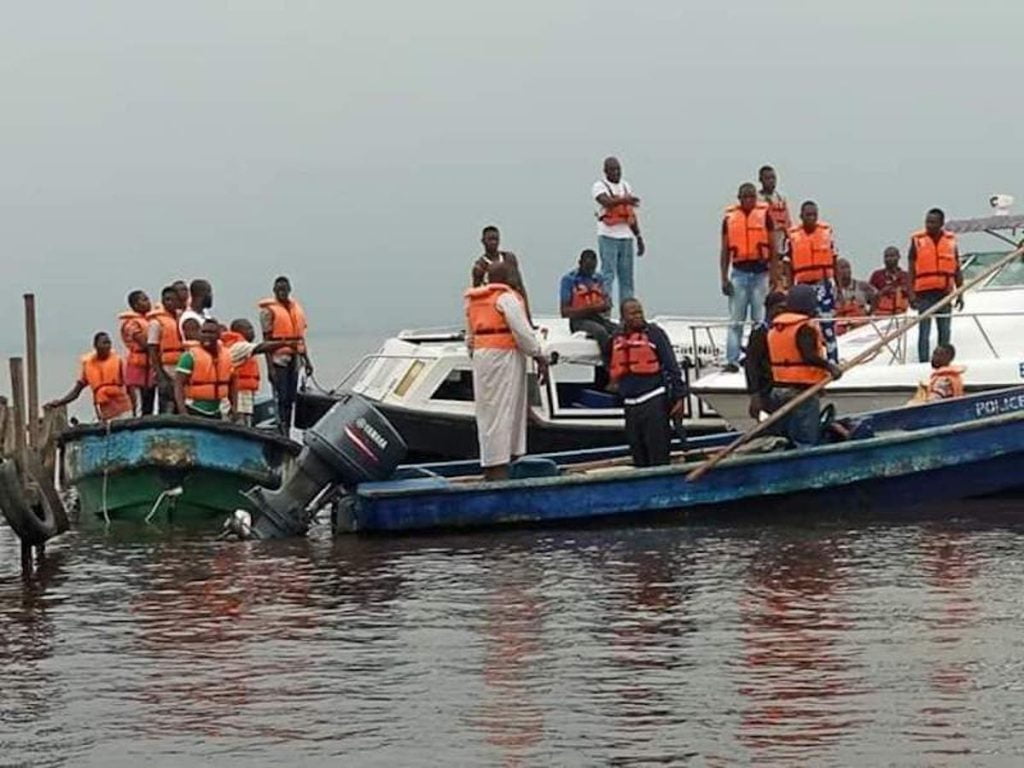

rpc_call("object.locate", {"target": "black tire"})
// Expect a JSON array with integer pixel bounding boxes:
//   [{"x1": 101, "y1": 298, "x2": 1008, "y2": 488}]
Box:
[{"x1": 0, "y1": 457, "x2": 66, "y2": 546}]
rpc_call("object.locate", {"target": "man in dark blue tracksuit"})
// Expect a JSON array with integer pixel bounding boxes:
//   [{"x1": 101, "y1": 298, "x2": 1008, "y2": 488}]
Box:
[{"x1": 609, "y1": 298, "x2": 686, "y2": 466}]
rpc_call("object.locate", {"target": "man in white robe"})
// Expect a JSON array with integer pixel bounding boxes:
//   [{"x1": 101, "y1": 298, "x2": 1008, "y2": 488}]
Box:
[{"x1": 468, "y1": 262, "x2": 548, "y2": 480}]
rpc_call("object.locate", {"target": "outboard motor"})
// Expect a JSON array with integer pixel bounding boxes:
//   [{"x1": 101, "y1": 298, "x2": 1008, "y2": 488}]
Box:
[{"x1": 245, "y1": 394, "x2": 406, "y2": 538}]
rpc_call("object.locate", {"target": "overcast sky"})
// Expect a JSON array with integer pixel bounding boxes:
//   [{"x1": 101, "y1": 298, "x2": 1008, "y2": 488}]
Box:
[{"x1": 3, "y1": 0, "x2": 1023, "y2": 363}]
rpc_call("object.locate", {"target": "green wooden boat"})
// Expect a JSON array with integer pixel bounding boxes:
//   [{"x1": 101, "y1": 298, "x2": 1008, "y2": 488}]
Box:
[{"x1": 58, "y1": 416, "x2": 300, "y2": 526}]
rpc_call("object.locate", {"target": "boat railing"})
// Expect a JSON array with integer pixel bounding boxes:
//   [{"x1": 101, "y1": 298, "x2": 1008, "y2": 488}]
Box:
[{"x1": 685, "y1": 310, "x2": 1024, "y2": 379}]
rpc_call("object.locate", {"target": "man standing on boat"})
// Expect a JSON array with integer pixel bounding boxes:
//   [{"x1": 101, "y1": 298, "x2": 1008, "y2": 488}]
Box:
[
  {"x1": 174, "y1": 319, "x2": 236, "y2": 419},
  {"x1": 609, "y1": 298, "x2": 685, "y2": 467},
  {"x1": 759, "y1": 165, "x2": 791, "y2": 276},
  {"x1": 45, "y1": 332, "x2": 134, "y2": 422},
  {"x1": 472, "y1": 225, "x2": 532, "y2": 323},
  {"x1": 559, "y1": 249, "x2": 615, "y2": 363},
  {"x1": 721, "y1": 183, "x2": 776, "y2": 372},
  {"x1": 594, "y1": 156, "x2": 644, "y2": 305},
  {"x1": 466, "y1": 261, "x2": 548, "y2": 481},
  {"x1": 260, "y1": 275, "x2": 313, "y2": 435},
  {"x1": 147, "y1": 285, "x2": 184, "y2": 414},
  {"x1": 119, "y1": 289, "x2": 155, "y2": 415},
  {"x1": 786, "y1": 200, "x2": 838, "y2": 362},
  {"x1": 766, "y1": 284, "x2": 842, "y2": 446},
  {"x1": 908, "y1": 208, "x2": 963, "y2": 362},
  {"x1": 869, "y1": 246, "x2": 911, "y2": 316}
]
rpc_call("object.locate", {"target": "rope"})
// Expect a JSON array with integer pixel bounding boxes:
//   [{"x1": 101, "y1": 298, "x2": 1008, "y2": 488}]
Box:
[{"x1": 101, "y1": 418, "x2": 111, "y2": 526}]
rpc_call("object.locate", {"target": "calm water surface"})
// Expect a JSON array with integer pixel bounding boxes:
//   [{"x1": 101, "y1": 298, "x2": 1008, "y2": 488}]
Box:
[{"x1": 4, "y1": 502, "x2": 1024, "y2": 766}]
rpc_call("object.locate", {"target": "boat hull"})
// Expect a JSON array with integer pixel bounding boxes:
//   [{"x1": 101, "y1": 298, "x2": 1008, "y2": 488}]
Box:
[
  {"x1": 346, "y1": 403, "x2": 1024, "y2": 533},
  {"x1": 60, "y1": 417, "x2": 301, "y2": 525},
  {"x1": 296, "y1": 391, "x2": 717, "y2": 461}
]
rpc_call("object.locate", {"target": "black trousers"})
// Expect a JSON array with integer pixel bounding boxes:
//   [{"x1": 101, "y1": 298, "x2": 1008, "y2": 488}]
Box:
[
  {"x1": 270, "y1": 358, "x2": 300, "y2": 435},
  {"x1": 624, "y1": 393, "x2": 672, "y2": 467},
  {"x1": 570, "y1": 315, "x2": 616, "y2": 362}
]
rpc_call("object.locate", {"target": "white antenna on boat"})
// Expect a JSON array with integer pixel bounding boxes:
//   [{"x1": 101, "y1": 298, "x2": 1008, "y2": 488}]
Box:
[{"x1": 990, "y1": 194, "x2": 1014, "y2": 215}]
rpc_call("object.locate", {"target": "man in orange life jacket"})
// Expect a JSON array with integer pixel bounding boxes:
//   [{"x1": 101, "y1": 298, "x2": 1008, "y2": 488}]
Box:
[
  {"x1": 260, "y1": 275, "x2": 313, "y2": 434},
  {"x1": 466, "y1": 261, "x2": 548, "y2": 481},
  {"x1": 222, "y1": 318, "x2": 299, "y2": 426},
  {"x1": 594, "y1": 156, "x2": 644, "y2": 305},
  {"x1": 147, "y1": 285, "x2": 184, "y2": 413},
  {"x1": 119, "y1": 289, "x2": 155, "y2": 415},
  {"x1": 45, "y1": 332, "x2": 134, "y2": 422},
  {"x1": 759, "y1": 165, "x2": 791, "y2": 269},
  {"x1": 908, "y1": 208, "x2": 963, "y2": 362},
  {"x1": 786, "y1": 200, "x2": 839, "y2": 362},
  {"x1": 559, "y1": 249, "x2": 614, "y2": 363},
  {"x1": 869, "y1": 246, "x2": 911, "y2": 316},
  {"x1": 834, "y1": 258, "x2": 877, "y2": 335},
  {"x1": 721, "y1": 182, "x2": 777, "y2": 372},
  {"x1": 174, "y1": 319, "x2": 236, "y2": 419},
  {"x1": 610, "y1": 299, "x2": 685, "y2": 467},
  {"x1": 766, "y1": 284, "x2": 843, "y2": 447}
]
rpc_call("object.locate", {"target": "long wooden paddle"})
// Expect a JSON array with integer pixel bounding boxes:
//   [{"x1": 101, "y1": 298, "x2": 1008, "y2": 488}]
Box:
[{"x1": 686, "y1": 242, "x2": 1024, "y2": 482}]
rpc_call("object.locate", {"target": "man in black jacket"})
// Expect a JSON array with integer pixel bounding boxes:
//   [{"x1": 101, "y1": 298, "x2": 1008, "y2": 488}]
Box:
[{"x1": 609, "y1": 298, "x2": 686, "y2": 467}]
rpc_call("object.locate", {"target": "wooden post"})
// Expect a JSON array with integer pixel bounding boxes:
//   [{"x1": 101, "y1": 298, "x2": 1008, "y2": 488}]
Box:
[
  {"x1": 9, "y1": 357, "x2": 26, "y2": 463},
  {"x1": 24, "y1": 294, "x2": 40, "y2": 449}
]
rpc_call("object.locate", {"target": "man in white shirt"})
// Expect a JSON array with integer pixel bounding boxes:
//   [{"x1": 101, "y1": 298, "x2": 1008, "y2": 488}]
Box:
[
  {"x1": 179, "y1": 279, "x2": 215, "y2": 341},
  {"x1": 593, "y1": 156, "x2": 645, "y2": 305}
]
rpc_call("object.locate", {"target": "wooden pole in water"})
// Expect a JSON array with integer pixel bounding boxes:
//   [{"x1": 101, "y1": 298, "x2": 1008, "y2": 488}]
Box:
[
  {"x1": 9, "y1": 358, "x2": 26, "y2": 464},
  {"x1": 23, "y1": 294, "x2": 40, "y2": 450},
  {"x1": 687, "y1": 242, "x2": 1024, "y2": 482}
]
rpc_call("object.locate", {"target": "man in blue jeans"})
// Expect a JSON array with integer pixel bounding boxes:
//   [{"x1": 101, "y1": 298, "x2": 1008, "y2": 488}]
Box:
[
  {"x1": 593, "y1": 156, "x2": 645, "y2": 305},
  {"x1": 908, "y1": 208, "x2": 963, "y2": 362},
  {"x1": 720, "y1": 182, "x2": 777, "y2": 372}
]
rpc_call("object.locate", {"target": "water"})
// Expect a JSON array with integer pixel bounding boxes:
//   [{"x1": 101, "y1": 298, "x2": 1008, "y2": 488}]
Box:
[{"x1": 4, "y1": 502, "x2": 1024, "y2": 766}]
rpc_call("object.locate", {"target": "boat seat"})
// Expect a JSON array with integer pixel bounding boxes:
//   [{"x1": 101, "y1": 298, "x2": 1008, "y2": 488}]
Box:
[
  {"x1": 390, "y1": 466, "x2": 443, "y2": 481},
  {"x1": 570, "y1": 388, "x2": 619, "y2": 409},
  {"x1": 509, "y1": 457, "x2": 560, "y2": 479}
]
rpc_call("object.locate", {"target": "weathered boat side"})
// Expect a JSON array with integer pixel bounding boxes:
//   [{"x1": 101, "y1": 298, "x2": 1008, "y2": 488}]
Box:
[
  {"x1": 347, "y1": 408, "x2": 1024, "y2": 532},
  {"x1": 60, "y1": 416, "x2": 301, "y2": 524}
]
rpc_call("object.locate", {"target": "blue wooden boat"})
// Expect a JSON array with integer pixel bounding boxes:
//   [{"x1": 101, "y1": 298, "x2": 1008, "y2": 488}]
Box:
[
  {"x1": 335, "y1": 386, "x2": 1024, "y2": 533},
  {"x1": 59, "y1": 416, "x2": 301, "y2": 525}
]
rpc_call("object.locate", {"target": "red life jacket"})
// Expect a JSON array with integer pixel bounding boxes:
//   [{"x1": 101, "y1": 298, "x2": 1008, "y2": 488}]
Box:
[
  {"x1": 569, "y1": 278, "x2": 608, "y2": 311},
  {"x1": 610, "y1": 331, "x2": 661, "y2": 380}
]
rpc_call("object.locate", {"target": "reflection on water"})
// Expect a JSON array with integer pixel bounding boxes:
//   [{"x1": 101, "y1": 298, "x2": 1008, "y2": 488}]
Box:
[{"x1": 3, "y1": 507, "x2": 1024, "y2": 766}]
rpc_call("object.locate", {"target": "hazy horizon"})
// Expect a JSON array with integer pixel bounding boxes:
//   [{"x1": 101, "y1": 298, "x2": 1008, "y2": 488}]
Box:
[{"x1": 4, "y1": 1, "x2": 1023, "y2": 381}]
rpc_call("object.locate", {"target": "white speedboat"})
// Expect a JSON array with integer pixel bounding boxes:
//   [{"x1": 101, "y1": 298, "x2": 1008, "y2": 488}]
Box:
[
  {"x1": 296, "y1": 317, "x2": 728, "y2": 460},
  {"x1": 691, "y1": 212, "x2": 1024, "y2": 429},
  {"x1": 300, "y1": 209, "x2": 1024, "y2": 458}
]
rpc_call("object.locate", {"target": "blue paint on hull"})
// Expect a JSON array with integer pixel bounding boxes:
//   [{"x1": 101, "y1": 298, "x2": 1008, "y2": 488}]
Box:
[{"x1": 347, "y1": 392, "x2": 1024, "y2": 533}]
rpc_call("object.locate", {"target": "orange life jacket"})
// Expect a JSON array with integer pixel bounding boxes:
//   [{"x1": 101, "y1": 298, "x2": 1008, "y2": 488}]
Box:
[
  {"x1": 80, "y1": 351, "x2": 133, "y2": 420},
  {"x1": 609, "y1": 330, "x2": 662, "y2": 381},
  {"x1": 762, "y1": 194, "x2": 791, "y2": 231},
  {"x1": 465, "y1": 283, "x2": 523, "y2": 350},
  {"x1": 768, "y1": 312, "x2": 829, "y2": 386},
  {"x1": 874, "y1": 271, "x2": 910, "y2": 315},
  {"x1": 597, "y1": 181, "x2": 636, "y2": 227},
  {"x1": 221, "y1": 331, "x2": 260, "y2": 392},
  {"x1": 788, "y1": 222, "x2": 835, "y2": 283},
  {"x1": 928, "y1": 366, "x2": 965, "y2": 400},
  {"x1": 147, "y1": 308, "x2": 184, "y2": 366},
  {"x1": 185, "y1": 343, "x2": 235, "y2": 402},
  {"x1": 118, "y1": 311, "x2": 150, "y2": 368},
  {"x1": 258, "y1": 297, "x2": 308, "y2": 355},
  {"x1": 912, "y1": 229, "x2": 958, "y2": 293},
  {"x1": 724, "y1": 203, "x2": 771, "y2": 265},
  {"x1": 569, "y1": 279, "x2": 608, "y2": 311}
]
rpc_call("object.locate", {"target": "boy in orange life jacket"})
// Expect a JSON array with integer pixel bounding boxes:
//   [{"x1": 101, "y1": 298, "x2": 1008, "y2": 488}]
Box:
[
  {"x1": 45, "y1": 332, "x2": 134, "y2": 422},
  {"x1": 559, "y1": 249, "x2": 614, "y2": 363},
  {"x1": 120, "y1": 290, "x2": 156, "y2": 416},
  {"x1": 927, "y1": 344, "x2": 965, "y2": 401},
  {"x1": 609, "y1": 299, "x2": 685, "y2": 467},
  {"x1": 147, "y1": 285, "x2": 184, "y2": 414},
  {"x1": 222, "y1": 318, "x2": 301, "y2": 426},
  {"x1": 174, "y1": 319, "x2": 236, "y2": 419}
]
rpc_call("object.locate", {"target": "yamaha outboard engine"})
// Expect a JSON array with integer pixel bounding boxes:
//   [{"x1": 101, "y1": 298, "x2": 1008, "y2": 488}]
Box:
[{"x1": 245, "y1": 394, "x2": 406, "y2": 538}]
